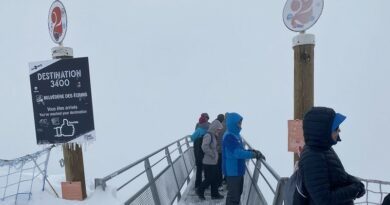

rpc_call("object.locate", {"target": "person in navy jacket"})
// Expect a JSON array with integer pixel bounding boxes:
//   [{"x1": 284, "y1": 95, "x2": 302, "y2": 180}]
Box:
[{"x1": 299, "y1": 107, "x2": 365, "y2": 205}]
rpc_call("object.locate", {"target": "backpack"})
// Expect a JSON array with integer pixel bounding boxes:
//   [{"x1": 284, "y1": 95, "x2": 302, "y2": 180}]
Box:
[{"x1": 283, "y1": 167, "x2": 309, "y2": 205}]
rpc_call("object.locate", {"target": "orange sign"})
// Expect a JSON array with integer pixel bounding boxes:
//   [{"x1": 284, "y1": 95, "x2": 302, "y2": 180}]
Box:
[
  {"x1": 61, "y1": 181, "x2": 83, "y2": 200},
  {"x1": 288, "y1": 120, "x2": 305, "y2": 153}
]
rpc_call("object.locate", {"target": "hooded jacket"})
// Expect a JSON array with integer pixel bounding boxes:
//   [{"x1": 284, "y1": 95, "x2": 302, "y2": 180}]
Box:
[
  {"x1": 299, "y1": 107, "x2": 362, "y2": 205},
  {"x1": 202, "y1": 120, "x2": 223, "y2": 165},
  {"x1": 222, "y1": 113, "x2": 253, "y2": 176}
]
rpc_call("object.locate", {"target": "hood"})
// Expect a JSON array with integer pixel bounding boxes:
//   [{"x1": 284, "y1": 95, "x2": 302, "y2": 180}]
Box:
[
  {"x1": 303, "y1": 107, "x2": 336, "y2": 150},
  {"x1": 208, "y1": 120, "x2": 223, "y2": 135},
  {"x1": 225, "y1": 112, "x2": 243, "y2": 136}
]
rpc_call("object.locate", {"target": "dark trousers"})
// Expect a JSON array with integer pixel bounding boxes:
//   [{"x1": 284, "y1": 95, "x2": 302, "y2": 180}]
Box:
[
  {"x1": 198, "y1": 164, "x2": 219, "y2": 197},
  {"x1": 217, "y1": 153, "x2": 223, "y2": 186},
  {"x1": 226, "y1": 176, "x2": 244, "y2": 205},
  {"x1": 195, "y1": 163, "x2": 203, "y2": 188}
]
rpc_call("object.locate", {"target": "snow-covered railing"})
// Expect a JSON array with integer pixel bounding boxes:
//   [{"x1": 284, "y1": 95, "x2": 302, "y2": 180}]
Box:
[
  {"x1": 95, "y1": 136, "x2": 195, "y2": 205},
  {"x1": 0, "y1": 146, "x2": 54, "y2": 204}
]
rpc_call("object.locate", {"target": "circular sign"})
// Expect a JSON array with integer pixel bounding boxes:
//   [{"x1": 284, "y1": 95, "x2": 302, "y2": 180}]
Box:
[
  {"x1": 48, "y1": 0, "x2": 67, "y2": 44},
  {"x1": 283, "y1": 0, "x2": 324, "y2": 32}
]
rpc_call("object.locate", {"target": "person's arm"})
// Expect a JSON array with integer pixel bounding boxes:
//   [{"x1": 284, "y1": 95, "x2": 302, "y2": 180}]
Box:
[
  {"x1": 302, "y1": 152, "x2": 360, "y2": 205},
  {"x1": 201, "y1": 134, "x2": 215, "y2": 158},
  {"x1": 224, "y1": 134, "x2": 253, "y2": 159}
]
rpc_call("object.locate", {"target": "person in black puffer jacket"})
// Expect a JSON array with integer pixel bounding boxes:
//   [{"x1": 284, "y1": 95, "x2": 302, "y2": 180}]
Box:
[{"x1": 299, "y1": 107, "x2": 366, "y2": 205}]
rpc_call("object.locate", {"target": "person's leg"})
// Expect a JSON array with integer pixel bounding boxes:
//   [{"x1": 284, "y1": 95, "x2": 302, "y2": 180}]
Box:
[
  {"x1": 197, "y1": 165, "x2": 211, "y2": 200},
  {"x1": 225, "y1": 176, "x2": 243, "y2": 205},
  {"x1": 195, "y1": 163, "x2": 203, "y2": 188},
  {"x1": 217, "y1": 153, "x2": 223, "y2": 187},
  {"x1": 210, "y1": 165, "x2": 223, "y2": 199}
]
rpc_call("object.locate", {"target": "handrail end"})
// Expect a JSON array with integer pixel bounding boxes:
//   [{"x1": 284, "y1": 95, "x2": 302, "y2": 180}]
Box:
[{"x1": 95, "y1": 178, "x2": 107, "y2": 191}]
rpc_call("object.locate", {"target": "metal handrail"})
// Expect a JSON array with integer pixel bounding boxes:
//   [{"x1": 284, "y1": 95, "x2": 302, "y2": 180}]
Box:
[
  {"x1": 241, "y1": 138, "x2": 285, "y2": 205},
  {"x1": 95, "y1": 136, "x2": 190, "y2": 191}
]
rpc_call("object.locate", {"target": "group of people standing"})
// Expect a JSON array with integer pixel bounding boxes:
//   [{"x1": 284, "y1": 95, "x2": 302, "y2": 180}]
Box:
[
  {"x1": 191, "y1": 108, "x2": 389, "y2": 205},
  {"x1": 191, "y1": 112, "x2": 264, "y2": 205}
]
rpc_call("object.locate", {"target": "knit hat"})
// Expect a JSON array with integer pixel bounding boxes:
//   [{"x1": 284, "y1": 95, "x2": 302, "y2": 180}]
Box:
[{"x1": 201, "y1": 113, "x2": 209, "y2": 119}]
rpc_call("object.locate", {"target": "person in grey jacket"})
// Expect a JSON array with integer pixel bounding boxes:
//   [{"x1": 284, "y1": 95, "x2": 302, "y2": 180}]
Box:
[{"x1": 196, "y1": 119, "x2": 224, "y2": 200}]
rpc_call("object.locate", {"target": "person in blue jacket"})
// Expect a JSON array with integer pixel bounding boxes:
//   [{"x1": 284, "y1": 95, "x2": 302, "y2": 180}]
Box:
[{"x1": 222, "y1": 112, "x2": 264, "y2": 205}]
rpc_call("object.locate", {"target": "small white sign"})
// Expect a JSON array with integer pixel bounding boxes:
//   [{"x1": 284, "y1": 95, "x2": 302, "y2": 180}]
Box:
[
  {"x1": 48, "y1": 0, "x2": 67, "y2": 44},
  {"x1": 283, "y1": 0, "x2": 324, "y2": 32}
]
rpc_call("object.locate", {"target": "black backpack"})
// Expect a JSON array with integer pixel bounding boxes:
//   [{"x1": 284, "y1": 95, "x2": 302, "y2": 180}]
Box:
[{"x1": 283, "y1": 167, "x2": 309, "y2": 205}]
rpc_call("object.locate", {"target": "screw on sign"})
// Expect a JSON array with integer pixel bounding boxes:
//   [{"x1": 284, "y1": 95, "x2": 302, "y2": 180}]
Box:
[
  {"x1": 283, "y1": 0, "x2": 324, "y2": 32},
  {"x1": 48, "y1": 0, "x2": 67, "y2": 44}
]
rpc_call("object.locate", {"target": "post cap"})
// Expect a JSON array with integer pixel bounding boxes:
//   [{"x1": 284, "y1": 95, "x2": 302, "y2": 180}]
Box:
[
  {"x1": 292, "y1": 33, "x2": 315, "y2": 47},
  {"x1": 52, "y1": 46, "x2": 73, "y2": 59}
]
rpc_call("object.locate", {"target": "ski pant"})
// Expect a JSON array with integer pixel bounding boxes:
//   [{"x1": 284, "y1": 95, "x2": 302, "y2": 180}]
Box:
[
  {"x1": 195, "y1": 163, "x2": 203, "y2": 188},
  {"x1": 198, "y1": 164, "x2": 220, "y2": 197},
  {"x1": 226, "y1": 176, "x2": 244, "y2": 205},
  {"x1": 217, "y1": 153, "x2": 223, "y2": 186}
]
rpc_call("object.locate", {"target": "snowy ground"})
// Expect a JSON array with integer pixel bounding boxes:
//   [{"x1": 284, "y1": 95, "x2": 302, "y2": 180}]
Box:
[{"x1": 2, "y1": 175, "x2": 122, "y2": 205}]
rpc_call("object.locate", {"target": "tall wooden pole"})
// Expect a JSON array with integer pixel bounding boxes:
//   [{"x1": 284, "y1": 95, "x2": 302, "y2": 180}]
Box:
[
  {"x1": 293, "y1": 33, "x2": 315, "y2": 164},
  {"x1": 52, "y1": 46, "x2": 87, "y2": 199}
]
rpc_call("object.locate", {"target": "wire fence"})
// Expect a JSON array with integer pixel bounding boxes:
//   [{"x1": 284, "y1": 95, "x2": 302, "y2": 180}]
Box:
[{"x1": 0, "y1": 146, "x2": 54, "y2": 205}]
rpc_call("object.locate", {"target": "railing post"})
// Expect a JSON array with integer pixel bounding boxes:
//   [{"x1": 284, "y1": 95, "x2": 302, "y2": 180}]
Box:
[
  {"x1": 253, "y1": 160, "x2": 262, "y2": 183},
  {"x1": 177, "y1": 141, "x2": 190, "y2": 184},
  {"x1": 184, "y1": 137, "x2": 190, "y2": 149},
  {"x1": 144, "y1": 158, "x2": 161, "y2": 205},
  {"x1": 165, "y1": 148, "x2": 181, "y2": 200},
  {"x1": 272, "y1": 177, "x2": 289, "y2": 205},
  {"x1": 245, "y1": 160, "x2": 262, "y2": 205}
]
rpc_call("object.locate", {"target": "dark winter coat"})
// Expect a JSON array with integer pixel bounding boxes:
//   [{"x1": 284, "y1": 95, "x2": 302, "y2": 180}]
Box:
[{"x1": 299, "y1": 107, "x2": 362, "y2": 205}]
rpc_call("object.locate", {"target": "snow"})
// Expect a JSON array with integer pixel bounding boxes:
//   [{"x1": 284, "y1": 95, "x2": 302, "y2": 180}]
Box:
[
  {"x1": 1, "y1": 0, "x2": 390, "y2": 204},
  {"x1": 2, "y1": 175, "x2": 122, "y2": 205}
]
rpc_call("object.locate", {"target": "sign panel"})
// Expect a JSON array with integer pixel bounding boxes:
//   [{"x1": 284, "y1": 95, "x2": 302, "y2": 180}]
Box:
[
  {"x1": 48, "y1": 0, "x2": 67, "y2": 44},
  {"x1": 29, "y1": 57, "x2": 95, "y2": 144},
  {"x1": 283, "y1": 0, "x2": 324, "y2": 32},
  {"x1": 288, "y1": 120, "x2": 304, "y2": 153}
]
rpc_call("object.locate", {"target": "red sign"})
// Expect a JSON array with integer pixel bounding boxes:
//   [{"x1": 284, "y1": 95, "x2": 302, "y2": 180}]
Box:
[
  {"x1": 288, "y1": 120, "x2": 305, "y2": 153},
  {"x1": 48, "y1": 1, "x2": 67, "y2": 44}
]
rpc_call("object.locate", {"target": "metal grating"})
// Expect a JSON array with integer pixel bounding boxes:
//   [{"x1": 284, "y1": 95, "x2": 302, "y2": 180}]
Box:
[
  {"x1": 183, "y1": 150, "x2": 193, "y2": 173},
  {"x1": 155, "y1": 167, "x2": 178, "y2": 205},
  {"x1": 173, "y1": 157, "x2": 187, "y2": 187},
  {"x1": 129, "y1": 187, "x2": 155, "y2": 205}
]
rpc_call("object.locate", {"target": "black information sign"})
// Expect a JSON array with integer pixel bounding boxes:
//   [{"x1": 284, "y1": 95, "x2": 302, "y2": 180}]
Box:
[{"x1": 29, "y1": 57, "x2": 95, "y2": 144}]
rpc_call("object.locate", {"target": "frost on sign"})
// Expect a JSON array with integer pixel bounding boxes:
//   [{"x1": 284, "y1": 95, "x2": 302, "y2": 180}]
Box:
[{"x1": 283, "y1": 0, "x2": 324, "y2": 32}]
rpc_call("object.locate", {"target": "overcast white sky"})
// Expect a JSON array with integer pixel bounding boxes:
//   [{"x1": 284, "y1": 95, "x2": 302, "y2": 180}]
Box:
[{"x1": 0, "y1": 0, "x2": 389, "y2": 187}]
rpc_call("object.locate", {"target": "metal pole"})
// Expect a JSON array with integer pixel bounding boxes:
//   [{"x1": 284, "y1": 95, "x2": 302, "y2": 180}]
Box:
[
  {"x1": 52, "y1": 46, "x2": 87, "y2": 199},
  {"x1": 165, "y1": 148, "x2": 181, "y2": 200},
  {"x1": 293, "y1": 33, "x2": 315, "y2": 164},
  {"x1": 144, "y1": 158, "x2": 161, "y2": 205}
]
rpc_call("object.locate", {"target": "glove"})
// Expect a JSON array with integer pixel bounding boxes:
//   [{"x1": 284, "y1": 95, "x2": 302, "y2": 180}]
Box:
[
  {"x1": 355, "y1": 182, "x2": 365, "y2": 198},
  {"x1": 252, "y1": 150, "x2": 266, "y2": 161}
]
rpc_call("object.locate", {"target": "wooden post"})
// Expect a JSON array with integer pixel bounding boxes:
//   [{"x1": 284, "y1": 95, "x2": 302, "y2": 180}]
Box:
[
  {"x1": 52, "y1": 46, "x2": 87, "y2": 199},
  {"x1": 293, "y1": 33, "x2": 315, "y2": 164}
]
